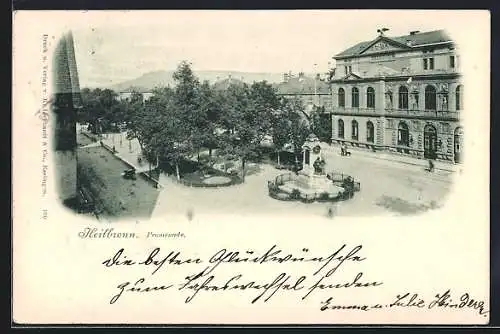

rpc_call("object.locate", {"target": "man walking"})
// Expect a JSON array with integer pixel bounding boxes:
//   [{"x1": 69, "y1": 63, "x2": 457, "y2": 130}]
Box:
[{"x1": 428, "y1": 159, "x2": 435, "y2": 172}]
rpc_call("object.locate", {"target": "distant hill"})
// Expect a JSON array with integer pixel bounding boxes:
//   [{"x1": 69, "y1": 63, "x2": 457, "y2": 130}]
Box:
[{"x1": 106, "y1": 70, "x2": 287, "y2": 93}]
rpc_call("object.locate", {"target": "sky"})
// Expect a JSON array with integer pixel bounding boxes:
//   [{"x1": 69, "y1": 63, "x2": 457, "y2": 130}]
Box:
[{"x1": 70, "y1": 10, "x2": 481, "y2": 88}]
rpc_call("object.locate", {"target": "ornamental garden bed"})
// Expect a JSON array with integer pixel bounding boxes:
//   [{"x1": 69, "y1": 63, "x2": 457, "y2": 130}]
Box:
[{"x1": 161, "y1": 158, "x2": 242, "y2": 188}]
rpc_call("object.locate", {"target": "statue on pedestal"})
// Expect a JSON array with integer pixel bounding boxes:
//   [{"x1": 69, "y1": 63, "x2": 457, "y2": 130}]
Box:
[
  {"x1": 313, "y1": 156, "x2": 326, "y2": 175},
  {"x1": 302, "y1": 133, "x2": 323, "y2": 177}
]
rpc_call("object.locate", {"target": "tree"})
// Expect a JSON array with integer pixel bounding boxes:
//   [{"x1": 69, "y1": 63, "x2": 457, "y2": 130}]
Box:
[
  {"x1": 171, "y1": 61, "x2": 200, "y2": 161},
  {"x1": 147, "y1": 102, "x2": 191, "y2": 181},
  {"x1": 79, "y1": 88, "x2": 123, "y2": 133},
  {"x1": 311, "y1": 106, "x2": 332, "y2": 143},
  {"x1": 271, "y1": 97, "x2": 311, "y2": 165},
  {"x1": 286, "y1": 98, "x2": 311, "y2": 162},
  {"x1": 272, "y1": 115, "x2": 290, "y2": 165},
  {"x1": 196, "y1": 81, "x2": 221, "y2": 159},
  {"x1": 216, "y1": 81, "x2": 277, "y2": 181},
  {"x1": 217, "y1": 83, "x2": 252, "y2": 180}
]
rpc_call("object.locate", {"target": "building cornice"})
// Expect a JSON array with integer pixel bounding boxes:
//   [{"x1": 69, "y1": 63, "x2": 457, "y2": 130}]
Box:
[
  {"x1": 334, "y1": 40, "x2": 454, "y2": 61},
  {"x1": 330, "y1": 72, "x2": 461, "y2": 84}
]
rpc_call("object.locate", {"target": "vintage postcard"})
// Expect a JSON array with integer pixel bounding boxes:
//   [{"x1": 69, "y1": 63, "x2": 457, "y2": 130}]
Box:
[{"x1": 12, "y1": 10, "x2": 490, "y2": 325}]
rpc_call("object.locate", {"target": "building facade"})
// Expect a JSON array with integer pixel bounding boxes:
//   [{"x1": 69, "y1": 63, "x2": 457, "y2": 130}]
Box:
[
  {"x1": 275, "y1": 72, "x2": 332, "y2": 118},
  {"x1": 329, "y1": 30, "x2": 463, "y2": 163},
  {"x1": 118, "y1": 91, "x2": 153, "y2": 102}
]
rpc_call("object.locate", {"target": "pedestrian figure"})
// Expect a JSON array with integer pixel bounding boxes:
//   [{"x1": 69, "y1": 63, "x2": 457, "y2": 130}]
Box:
[
  {"x1": 327, "y1": 203, "x2": 337, "y2": 218},
  {"x1": 187, "y1": 208, "x2": 194, "y2": 221},
  {"x1": 428, "y1": 159, "x2": 434, "y2": 172}
]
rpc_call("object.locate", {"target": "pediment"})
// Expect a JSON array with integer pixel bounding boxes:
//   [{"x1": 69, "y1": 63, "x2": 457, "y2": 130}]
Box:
[
  {"x1": 342, "y1": 72, "x2": 362, "y2": 80},
  {"x1": 360, "y1": 37, "x2": 410, "y2": 55}
]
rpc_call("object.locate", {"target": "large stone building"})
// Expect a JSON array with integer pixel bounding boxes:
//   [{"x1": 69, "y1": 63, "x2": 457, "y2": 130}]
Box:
[{"x1": 329, "y1": 29, "x2": 463, "y2": 163}]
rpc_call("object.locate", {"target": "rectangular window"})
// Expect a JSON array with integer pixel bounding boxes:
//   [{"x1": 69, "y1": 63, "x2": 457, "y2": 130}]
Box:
[
  {"x1": 449, "y1": 56, "x2": 455, "y2": 68},
  {"x1": 348, "y1": 66, "x2": 352, "y2": 73},
  {"x1": 423, "y1": 58, "x2": 428, "y2": 70},
  {"x1": 429, "y1": 58, "x2": 434, "y2": 70},
  {"x1": 344, "y1": 66, "x2": 348, "y2": 75}
]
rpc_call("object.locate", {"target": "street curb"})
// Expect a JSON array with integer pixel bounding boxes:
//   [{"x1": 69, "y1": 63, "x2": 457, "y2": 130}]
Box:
[{"x1": 100, "y1": 142, "x2": 165, "y2": 189}]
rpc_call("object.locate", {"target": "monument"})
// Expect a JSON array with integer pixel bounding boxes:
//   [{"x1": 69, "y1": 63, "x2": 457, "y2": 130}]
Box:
[
  {"x1": 268, "y1": 133, "x2": 350, "y2": 202},
  {"x1": 299, "y1": 134, "x2": 331, "y2": 190}
]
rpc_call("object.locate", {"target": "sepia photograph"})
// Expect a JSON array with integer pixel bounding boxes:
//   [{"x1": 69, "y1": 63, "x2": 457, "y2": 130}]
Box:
[{"x1": 52, "y1": 13, "x2": 465, "y2": 222}]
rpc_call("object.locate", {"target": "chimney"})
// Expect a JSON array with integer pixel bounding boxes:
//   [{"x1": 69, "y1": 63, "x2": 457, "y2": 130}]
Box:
[
  {"x1": 298, "y1": 72, "x2": 304, "y2": 79},
  {"x1": 410, "y1": 31, "x2": 420, "y2": 35}
]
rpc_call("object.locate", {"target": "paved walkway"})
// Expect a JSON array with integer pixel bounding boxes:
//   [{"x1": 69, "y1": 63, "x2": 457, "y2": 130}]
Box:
[
  {"x1": 80, "y1": 142, "x2": 101, "y2": 148},
  {"x1": 87, "y1": 130, "x2": 456, "y2": 218},
  {"x1": 322, "y1": 142, "x2": 461, "y2": 174}
]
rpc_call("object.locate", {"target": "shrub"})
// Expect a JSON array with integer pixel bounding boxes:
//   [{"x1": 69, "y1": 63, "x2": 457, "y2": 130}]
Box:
[
  {"x1": 290, "y1": 188, "x2": 301, "y2": 200},
  {"x1": 268, "y1": 181, "x2": 279, "y2": 194},
  {"x1": 319, "y1": 192, "x2": 330, "y2": 201}
]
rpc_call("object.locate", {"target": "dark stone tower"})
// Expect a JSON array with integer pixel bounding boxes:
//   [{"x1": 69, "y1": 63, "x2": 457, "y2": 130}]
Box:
[{"x1": 52, "y1": 31, "x2": 81, "y2": 205}]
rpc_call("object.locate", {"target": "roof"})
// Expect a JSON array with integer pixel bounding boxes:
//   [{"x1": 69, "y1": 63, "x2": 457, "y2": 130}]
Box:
[
  {"x1": 119, "y1": 86, "x2": 150, "y2": 93},
  {"x1": 335, "y1": 29, "x2": 452, "y2": 59},
  {"x1": 275, "y1": 76, "x2": 330, "y2": 95}
]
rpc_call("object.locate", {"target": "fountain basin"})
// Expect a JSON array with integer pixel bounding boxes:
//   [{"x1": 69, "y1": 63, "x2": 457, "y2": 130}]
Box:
[{"x1": 268, "y1": 172, "x2": 357, "y2": 202}]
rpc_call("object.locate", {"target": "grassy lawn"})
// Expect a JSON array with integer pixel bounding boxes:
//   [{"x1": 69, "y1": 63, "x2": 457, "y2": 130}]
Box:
[{"x1": 77, "y1": 146, "x2": 160, "y2": 220}]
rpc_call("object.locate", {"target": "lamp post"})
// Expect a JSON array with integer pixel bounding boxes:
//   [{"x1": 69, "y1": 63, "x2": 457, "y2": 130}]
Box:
[{"x1": 313, "y1": 63, "x2": 318, "y2": 107}]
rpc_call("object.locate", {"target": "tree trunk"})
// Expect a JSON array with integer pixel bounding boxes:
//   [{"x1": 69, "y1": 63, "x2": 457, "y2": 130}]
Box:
[
  {"x1": 277, "y1": 151, "x2": 280, "y2": 165},
  {"x1": 209, "y1": 147, "x2": 212, "y2": 157},
  {"x1": 241, "y1": 159, "x2": 246, "y2": 182},
  {"x1": 197, "y1": 150, "x2": 200, "y2": 163},
  {"x1": 175, "y1": 163, "x2": 180, "y2": 181}
]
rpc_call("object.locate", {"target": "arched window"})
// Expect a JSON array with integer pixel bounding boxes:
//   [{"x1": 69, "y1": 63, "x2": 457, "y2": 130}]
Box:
[
  {"x1": 425, "y1": 85, "x2": 437, "y2": 110},
  {"x1": 424, "y1": 124, "x2": 438, "y2": 159},
  {"x1": 456, "y1": 85, "x2": 463, "y2": 110},
  {"x1": 338, "y1": 88, "x2": 345, "y2": 108},
  {"x1": 398, "y1": 121, "x2": 410, "y2": 146},
  {"x1": 398, "y1": 86, "x2": 409, "y2": 109},
  {"x1": 351, "y1": 120, "x2": 358, "y2": 140},
  {"x1": 366, "y1": 121, "x2": 374, "y2": 143},
  {"x1": 366, "y1": 87, "x2": 375, "y2": 108},
  {"x1": 338, "y1": 119, "x2": 344, "y2": 138},
  {"x1": 411, "y1": 91, "x2": 419, "y2": 110},
  {"x1": 352, "y1": 87, "x2": 359, "y2": 108}
]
